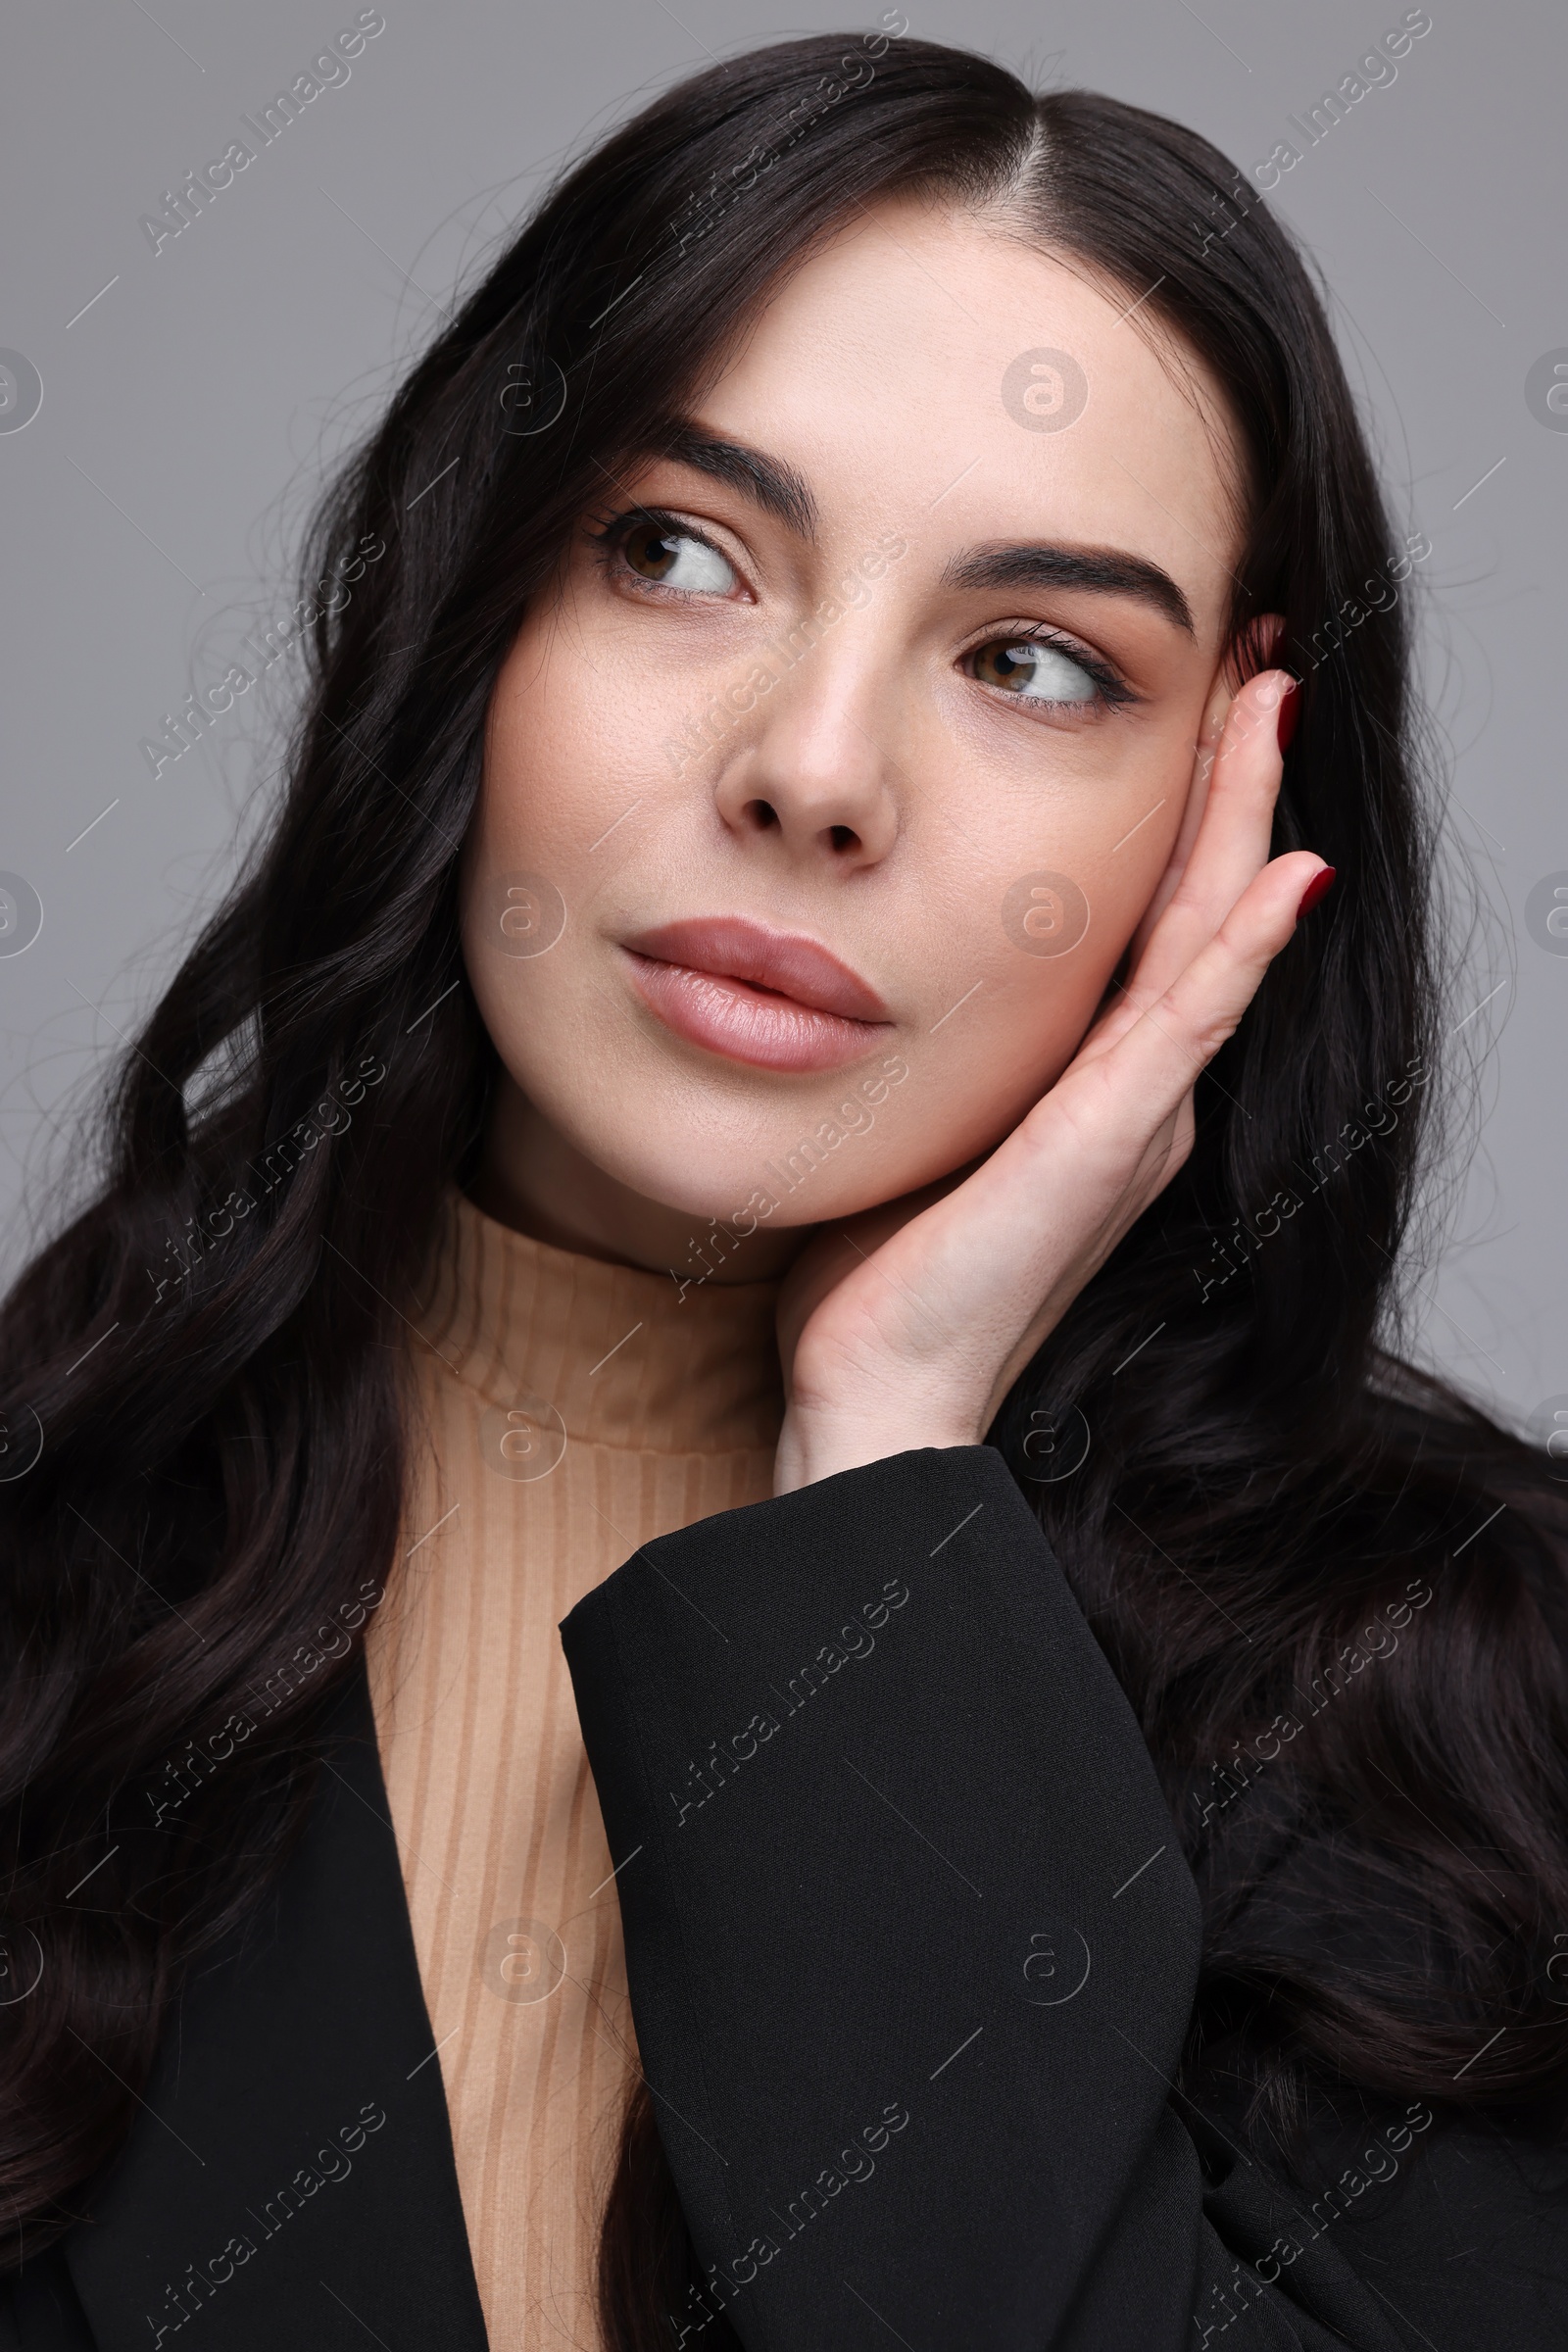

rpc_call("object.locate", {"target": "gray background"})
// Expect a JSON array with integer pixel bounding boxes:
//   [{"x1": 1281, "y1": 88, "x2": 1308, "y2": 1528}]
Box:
[{"x1": 2, "y1": 0, "x2": 1562, "y2": 1435}]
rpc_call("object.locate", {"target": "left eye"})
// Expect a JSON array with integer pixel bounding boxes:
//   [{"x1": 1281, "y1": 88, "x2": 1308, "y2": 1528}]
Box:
[
  {"x1": 970, "y1": 637, "x2": 1101, "y2": 706},
  {"x1": 620, "y1": 522, "x2": 738, "y2": 594}
]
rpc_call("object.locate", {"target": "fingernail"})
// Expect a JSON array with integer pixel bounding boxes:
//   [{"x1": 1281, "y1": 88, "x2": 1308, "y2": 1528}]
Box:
[
  {"x1": 1296, "y1": 864, "x2": 1336, "y2": 923},
  {"x1": 1276, "y1": 678, "x2": 1300, "y2": 755}
]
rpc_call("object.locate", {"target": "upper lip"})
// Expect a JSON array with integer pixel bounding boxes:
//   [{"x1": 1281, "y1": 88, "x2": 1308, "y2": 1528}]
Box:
[{"x1": 622, "y1": 916, "x2": 891, "y2": 1022}]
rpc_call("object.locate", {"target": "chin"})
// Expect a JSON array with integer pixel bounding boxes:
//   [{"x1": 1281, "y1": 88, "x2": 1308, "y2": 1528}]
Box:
[{"x1": 564, "y1": 1104, "x2": 898, "y2": 1229}]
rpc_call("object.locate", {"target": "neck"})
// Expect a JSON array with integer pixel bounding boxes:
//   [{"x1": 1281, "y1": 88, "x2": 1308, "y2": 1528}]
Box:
[{"x1": 470, "y1": 1072, "x2": 808, "y2": 1282}]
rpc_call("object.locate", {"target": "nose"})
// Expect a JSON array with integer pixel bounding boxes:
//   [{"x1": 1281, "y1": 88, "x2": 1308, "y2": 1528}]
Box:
[{"x1": 710, "y1": 641, "x2": 900, "y2": 872}]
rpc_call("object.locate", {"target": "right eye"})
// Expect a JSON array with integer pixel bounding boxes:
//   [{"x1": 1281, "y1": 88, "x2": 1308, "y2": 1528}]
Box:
[{"x1": 616, "y1": 520, "x2": 738, "y2": 595}]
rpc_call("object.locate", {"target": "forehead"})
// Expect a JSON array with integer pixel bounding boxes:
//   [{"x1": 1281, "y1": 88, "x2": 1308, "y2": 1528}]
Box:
[{"x1": 694, "y1": 196, "x2": 1248, "y2": 645}]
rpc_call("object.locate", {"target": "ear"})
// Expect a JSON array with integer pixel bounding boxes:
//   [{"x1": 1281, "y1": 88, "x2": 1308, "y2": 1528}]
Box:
[
  {"x1": 1226, "y1": 610, "x2": 1289, "y2": 691},
  {"x1": 1122, "y1": 612, "x2": 1288, "y2": 965}
]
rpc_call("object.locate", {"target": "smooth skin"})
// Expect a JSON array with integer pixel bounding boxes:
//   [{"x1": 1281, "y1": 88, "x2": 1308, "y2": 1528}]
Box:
[{"x1": 462, "y1": 193, "x2": 1326, "y2": 1494}]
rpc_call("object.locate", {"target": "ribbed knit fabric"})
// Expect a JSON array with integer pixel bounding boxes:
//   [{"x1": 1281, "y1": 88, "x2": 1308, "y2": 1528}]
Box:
[{"x1": 365, "y1": 1188, "x2": 783, "y2": 2349}]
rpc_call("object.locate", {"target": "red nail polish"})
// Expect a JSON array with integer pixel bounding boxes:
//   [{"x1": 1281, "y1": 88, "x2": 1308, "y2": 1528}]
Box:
[
  {"x1": 1296, "y1": 864, "x2": 1336, "y2": 922},
  {"x1": 1276, "y1": 678, "x2": 1300, "y2": 754}
]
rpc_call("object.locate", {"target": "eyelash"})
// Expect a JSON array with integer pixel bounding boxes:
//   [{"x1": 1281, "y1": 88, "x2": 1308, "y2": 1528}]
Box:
[
  {"x1": 585, "y1": 506, "x2": 741, "y2": 597},
  {"x1": 965, "y1": 624, "x2": 1137, "y2": 714},
  {"x1": 586, "y1": 507, "x2": 1139, "y2": 714}
]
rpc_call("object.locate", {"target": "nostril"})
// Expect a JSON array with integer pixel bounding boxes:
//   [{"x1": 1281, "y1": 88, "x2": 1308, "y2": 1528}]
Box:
[
  {"x1": 744, "y1": 799, "x2": 780, "y2": 832},
  {"x1": 827, "y1": 824, "x2": 858, "y2": 854}
]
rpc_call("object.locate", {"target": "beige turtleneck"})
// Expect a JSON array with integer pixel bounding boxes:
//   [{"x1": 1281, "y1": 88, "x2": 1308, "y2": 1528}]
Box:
[{"x1": 365, "y1": 1189, "x2": 783, "y2": 2350}]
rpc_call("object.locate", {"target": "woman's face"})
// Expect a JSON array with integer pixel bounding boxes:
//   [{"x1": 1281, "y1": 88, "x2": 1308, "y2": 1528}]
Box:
[{"x1": 463, "y1": 196, "x2": 1256, "y2": 1273}]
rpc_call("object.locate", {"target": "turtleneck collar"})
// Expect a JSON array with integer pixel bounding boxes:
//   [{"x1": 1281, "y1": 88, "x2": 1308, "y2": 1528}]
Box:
[{"x1": 409, "y1": 1187, "x2": 785, "y2": 1457}]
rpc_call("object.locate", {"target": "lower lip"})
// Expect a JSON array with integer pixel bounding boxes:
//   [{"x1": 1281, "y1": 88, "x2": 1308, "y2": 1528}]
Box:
[{"x1": 624, "y1": 951, "x2": 894, "y2": 1072}]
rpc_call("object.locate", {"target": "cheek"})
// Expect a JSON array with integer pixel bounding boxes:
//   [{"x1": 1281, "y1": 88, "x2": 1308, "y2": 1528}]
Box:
[
  {"x1": 860, "y1": 786, "x2": 1182, "y2": 1180},
  {"x1": 462, "y1": 637, "x2": 595, "y2": 1100},
  {"x1": 927, "y1": 770, "x2": 1181, "y2": 1046},
  {"x1": 870, "y1": 925, "x2": 1122, "y2": 1186},
  {"x1": 478, "y1": 619, "x2": 627, "y2": 867},
  {"x1": 464, "y1": 615, "x2": 683, "y2": 1032}
]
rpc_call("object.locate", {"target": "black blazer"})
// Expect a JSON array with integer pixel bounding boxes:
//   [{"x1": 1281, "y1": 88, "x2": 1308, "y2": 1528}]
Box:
[{"x1": 5, "y1": 1447, "x2": 1565, "y2": 2349}]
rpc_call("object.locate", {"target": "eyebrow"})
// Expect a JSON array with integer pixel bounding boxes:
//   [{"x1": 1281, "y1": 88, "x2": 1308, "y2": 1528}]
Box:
[
  {"x1": 645, "y1": 421, "x2": 1195, "y2": 636},
  {"x1": 941, "y1": 544, "x2": 1195, "y2": 636},
  {"x1": 654, "y1": 420, "x2": 819, "y2": 538}
]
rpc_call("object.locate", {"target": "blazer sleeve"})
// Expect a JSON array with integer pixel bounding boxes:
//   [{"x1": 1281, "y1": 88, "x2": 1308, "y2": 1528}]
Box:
[{"x1": 560, "y1": 1445, "x2": 1414, "y2": 2352}]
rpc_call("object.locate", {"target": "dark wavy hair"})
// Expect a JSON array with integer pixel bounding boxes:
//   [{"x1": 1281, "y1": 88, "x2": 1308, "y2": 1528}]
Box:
[{"x1": 3, "y1": 29, "x2": 1564, "y2": 2346}]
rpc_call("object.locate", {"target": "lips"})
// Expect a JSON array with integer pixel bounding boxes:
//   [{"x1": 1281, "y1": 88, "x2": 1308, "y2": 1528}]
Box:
[{"x1": 621, "y1": 916, "x2": 894, "y2": 1072}]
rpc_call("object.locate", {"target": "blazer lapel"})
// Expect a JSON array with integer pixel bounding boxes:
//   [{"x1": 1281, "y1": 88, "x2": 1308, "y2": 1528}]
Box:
[{"x1": 65, "y1": 1655, "x2": 489, "y2": 2351}]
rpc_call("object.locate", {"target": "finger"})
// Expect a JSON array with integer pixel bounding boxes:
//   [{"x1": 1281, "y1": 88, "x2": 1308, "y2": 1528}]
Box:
[
  {"x1": 1074, "y1": 709, "x2": 1226, "y2": 1061},
  {"x1": 1124, "y1": 608, "x2": 1288, "y2": 959},
  {"x1": 1072, "y1": 669, "x2": 1293, "y2": 1067},
  {"x1": 944, "y1": 851, "x2": 1311, "y2": 1270},
  {"x1": 1083, "y1": 844, "x2": 1325, "y2": 1133},
  {"x1": 1116, "y1": 666, "x2": 1297, "y2": 1013},
  {"x1": 1122, "y1": 686, "x2": 1229, "y2": 965},
  {"x1": 1130, "y1": 667, "x2": 1294, "y2": 992}
]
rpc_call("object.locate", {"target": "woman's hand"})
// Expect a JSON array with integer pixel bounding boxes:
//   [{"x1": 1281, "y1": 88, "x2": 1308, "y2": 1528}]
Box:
[{"x1": 772, "y1": 668, "x2": 1327, "y2": 1494}]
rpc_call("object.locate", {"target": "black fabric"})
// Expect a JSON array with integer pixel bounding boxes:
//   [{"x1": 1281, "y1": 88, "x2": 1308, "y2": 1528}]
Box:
[
  {"x1": 0, "y1": 1665, "x2": 488, "y2": 2352},
  {"x1": 7, "y1": 1445, "x2": 1566, "y2": 2348},
  {"x1": 560, "y1": 1444, "x2": 1568, "y2": 2350}
]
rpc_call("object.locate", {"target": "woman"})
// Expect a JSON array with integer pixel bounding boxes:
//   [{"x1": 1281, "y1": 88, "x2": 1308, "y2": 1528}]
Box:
[{"x1": 2, "y1": 27, "x2": 1564, "y2": 2351}]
